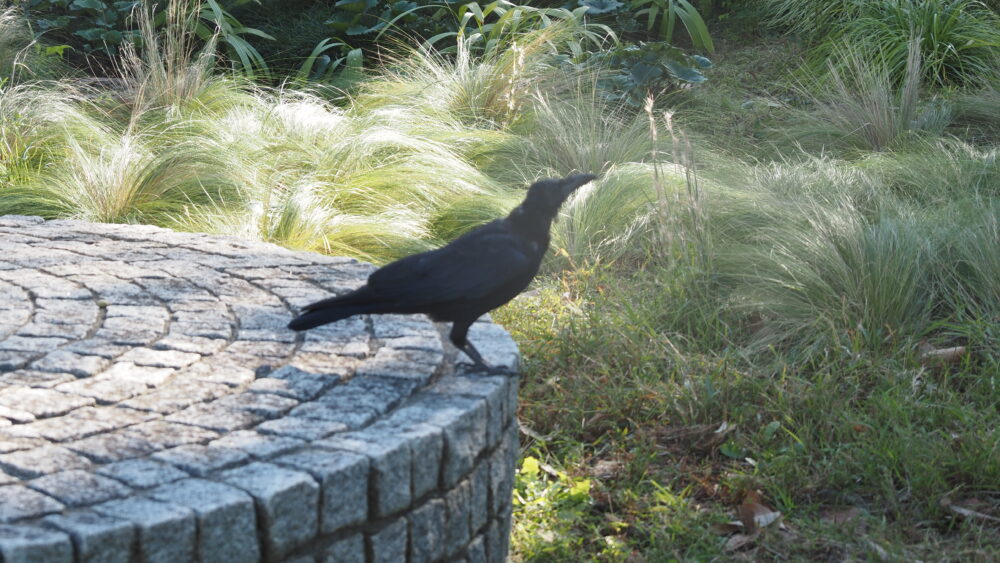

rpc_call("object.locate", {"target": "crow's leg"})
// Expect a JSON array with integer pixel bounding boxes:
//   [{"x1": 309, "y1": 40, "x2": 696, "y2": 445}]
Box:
[{"x1": 450, "y1": 320, "x2": 502, "y2": 373}]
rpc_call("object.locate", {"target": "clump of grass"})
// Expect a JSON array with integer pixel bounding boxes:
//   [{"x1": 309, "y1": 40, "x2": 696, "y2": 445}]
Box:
[
  {"x1": 358, "y1": 18, "x2": 610, "y2": 129},
  {"x1": 953, "y1": 80, "x2": 1000, "y2": 143},
  {"x1": 0, "y1": 83, "x2": 107, "y2": 199},
  {"x1": 762, "y1": 0, "x2": 1000, "y2": 87},
  {"x1": 785, "y1": 40, "x2": 938, "y2": 153},
  {"x1": 873, "y1": 137, "x2": 1000, "y2": 205},
  {"x1": 172, "y1": 89, "x2": 513, "y2": 261},
  {"x1": 116, "y1": 0, "x2": 241, "y2": 119},
  {"x1": 499, "y1": 85, "x2": 654, "y2": 180},
  {"x1": 11, "y1": 129, "x2": 243, "y2": 224}
]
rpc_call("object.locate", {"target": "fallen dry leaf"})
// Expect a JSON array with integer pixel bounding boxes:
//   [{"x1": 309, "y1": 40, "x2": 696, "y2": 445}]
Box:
[
  {"x1": 942, "y1": 497, "x2": 1000, "y2": 523},
  {"x1": 539, "y1": 461, "x2": 560, "y2": 478},
  {"x1": 820, "y1": 506, "x2": 864, "y2": 525},
  {"x1": 592, "y1": 459, "x2": 623, "y2": 481},
  {"x1": 919, "y1": 342, "x2": 967, "y2": 365},
  {"x1": 723, "y1": 533, "x2": 756, "y2": 552},
  {"x1": 867, "y1": 539, "x2": 890, "y2": 561},
  {"x1": 739, "y1": 501, "x2": 782, "y2": 535}
]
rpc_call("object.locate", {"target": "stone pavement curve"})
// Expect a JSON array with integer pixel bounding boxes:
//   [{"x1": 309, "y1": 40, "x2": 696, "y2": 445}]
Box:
[{"x1": 0, "y1": 215, "x2": 520, "y2": 563}]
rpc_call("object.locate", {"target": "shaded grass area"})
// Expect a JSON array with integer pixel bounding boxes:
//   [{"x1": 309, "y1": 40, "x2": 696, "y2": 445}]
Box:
[{"x1": 2, "y1": 3, "x2": 1000, "y2": 560}]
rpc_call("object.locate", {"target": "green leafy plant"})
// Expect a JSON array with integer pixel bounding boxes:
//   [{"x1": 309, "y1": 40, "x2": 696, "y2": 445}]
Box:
[
  {"x1": 324, "y1": 0, "x2": 440, "y2": 38},
  {"x1": 295, "y1": 37, "x2": 364, "y2": 87},
  {"x1": 593, "y1": 41, "x2": 712, "y2": 106},
  {"x1": 821, "y1": 0, "x2": 1000, "y2": 87},
  {"x1": 630, "y1": 0, "x2": 714, "y2": 51},
  {"x1": 18, "y1": 0, "x2": 142, "y2": 56},
  {"x1": 579, "y1": 0, "x2": 714, "y2": 52},
  {"x1": 427, "y1": 2, "x2": 609, "y2": 59},
  {"x1": 17, "y1": 0, "x2": 273, "y2": 77},
  {"x1": 183, "y1": 0, "x2": 274, "y2": 78}
]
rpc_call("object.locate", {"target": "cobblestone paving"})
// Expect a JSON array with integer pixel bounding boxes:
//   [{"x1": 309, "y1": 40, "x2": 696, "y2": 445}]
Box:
[{"x1": 0, "y1": 216, "x2": 520, "y2": 562}]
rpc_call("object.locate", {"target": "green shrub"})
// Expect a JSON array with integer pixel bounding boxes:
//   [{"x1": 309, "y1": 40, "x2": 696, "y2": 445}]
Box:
[
  {"x1": 758, "y1": 0, "x2": 864, "y2": 41},
  {"x1": 762, "y1": 0, "x2": 1000, "y2": 87},
  {"x1": 18, "y1": 0, "x2": 142, "y2": 57},
  {"x1": 17, "y1": 0, "x2": 272, "y2": 76},
  {"x1": 784, "y1": 41, "x2": 946, "y2": 153},
  {"x1": 821, "y1": 0, "x2": 1000, "y2": 87}
]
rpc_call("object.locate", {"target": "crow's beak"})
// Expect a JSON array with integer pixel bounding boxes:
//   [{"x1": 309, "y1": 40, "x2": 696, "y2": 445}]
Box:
[{"x1": 560, "y1": 173, "x2": 597, "y2": 197}]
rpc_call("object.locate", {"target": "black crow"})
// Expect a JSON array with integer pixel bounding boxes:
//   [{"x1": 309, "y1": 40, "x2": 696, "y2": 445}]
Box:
[{"x1": 287, "y1": 173, "x2": 597, "y2": 372}]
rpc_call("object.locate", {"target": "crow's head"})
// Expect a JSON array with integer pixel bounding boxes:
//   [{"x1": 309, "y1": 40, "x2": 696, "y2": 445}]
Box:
[{"x1": 520, "y1": 173, "x2": 597, "y2": 215}]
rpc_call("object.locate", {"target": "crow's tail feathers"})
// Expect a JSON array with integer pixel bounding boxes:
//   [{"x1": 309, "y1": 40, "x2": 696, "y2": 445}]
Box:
[{"x1": 287, "y1": 289, "x2": 377, "y2": 331}]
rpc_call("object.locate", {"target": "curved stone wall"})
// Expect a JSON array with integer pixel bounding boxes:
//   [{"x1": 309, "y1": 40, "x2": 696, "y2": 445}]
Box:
[{"x1": 0, "y1": 216, "x2": 520, "y2": 562}]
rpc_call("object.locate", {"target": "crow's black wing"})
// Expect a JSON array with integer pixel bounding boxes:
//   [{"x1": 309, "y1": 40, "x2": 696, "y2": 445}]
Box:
[{"x1": 366, "y1": 221, "x2": 534, "y2": 305}]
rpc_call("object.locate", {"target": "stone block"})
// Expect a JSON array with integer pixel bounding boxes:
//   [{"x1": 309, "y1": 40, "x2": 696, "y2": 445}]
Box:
[
  {"x1": 0, "y1": 445, "x2": 92, "y2": 479},
  {"x1": 486, "y1": 514, "x2": 512, "y2": 563},
  {"x1": 10, "y1": 415, "x2": 108, "y2": 443},
  {"x1": 0, "y1": 387, "x2": 95, "y2": 419},
  {"x1": 165, "y1": 402, "x2": 264, "y2": 433},
  {"x1": 27, "y1": 470, "x2": 131, "y2": 507},
  {"x1": 365, "y1": 420, "x2": 442, "y2": 500},
  {"x1": 96, "y1": 458, "x2": 190, "y2": 489},
  {"x1": 388, "y1": 395, "x2": 488, "y2": 488},
  {"x1": 289, "y1": 352, "x2": 361, "y2": 376},
  {"x1": 289, "y1": 402, "x2": 377, "y2": 429},
  {"x1": 317, "y1": 376, "x2": 415, "y2": 415},
  {"x1": 274, "y1": 448, "x2": 369, "y2": 534},
  {"x1": 115, "y1": 346, "x2": 201, "y2": 370},
  {"x1": 248, "y1": 366, "x2": 338, "y2": 401},
  {"x1": 213, "y1": 391, "x2": 298, "y2": 419},
  {"x1": 56, "y1": 377, "x2": 148, "y2": 405},
  {"x1": 0, "y1": 370, "x2": 74, "y2": 389},
  {"x1": 43, "y1": 511, "x2": 134, "y2": 563},
  {"x1": 470, "y1": 461, "x2": 490, "y2": 534},
  {"x1": 444, "y1": 478, "x2": 472, "y2": 557},
  {"x1": 489, "y1": 423, "x2": 519, "y2": 515},
  {"x1": 256, "y1": 417, "x2": 347, "y2": 441},
  {"x1": 323, "y1": 532, "x2": 364, "y2": 563},
  {"x1": 149, "y1": 478, "x2": 260, "y2": 563},
  {"x1": 0, "y1": 485, "x2": 64, "y2": 523},
  {"x1": 318, "y1": 431, "x2": 410, "y2": 517},
  {"x1": 408, "y1": 498, "x2": 446, "y2": 563},
  {"x1": 66, "y1": 432, "x2": 158, "y2": 464},
  {"x1": 355, "y1": 347, "x2": 442, "y2": 383},
  {"x1": 0, "y1": 524, "x2": 73, "y2": 563},
  {"x1": 467, "y1": 534, "x2": 487, "y2": 563},
  {"x1": 152, "y1": 444, "x2": 249, "y2": 476},
  {"x1": 219, "y1": 462, "x2": 319, "y2": 560},
  {"x1": 428, "y1": 374, "x2": 510, "y2": 449},
  {"x1": 183, "y1": 360, "x2": 256, "y2": 387},
  {"x1": 60, "y1": 338, "x2": 131, "y2": 359},
  {"x1": 29, "y1": 351, "x2": 109, "y2": 378},
  {"x1": 458, "y1": 322, "x2": 519, "y2": 372},
  {"x1": 100, "y1": 362, "x2": 175, "y2": 386},
  {"x1": 209, "y1": 430, "x2": 305, "y2": 460},
  {"x1": 120, "y1": 381, "x2": 229, "y2": 414},
  {"x1": 367, "y1": 517, "x2": 407, "y2": 563},
  {"x1": 122, "y1": 420, "x2": 219, "y2": 449},
  {"x1": 153, "y1": 335, "x2": 226, "y2": 355},
  {"x1": 93, "y1": 497, "x2": 195, "y2": 563}
]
